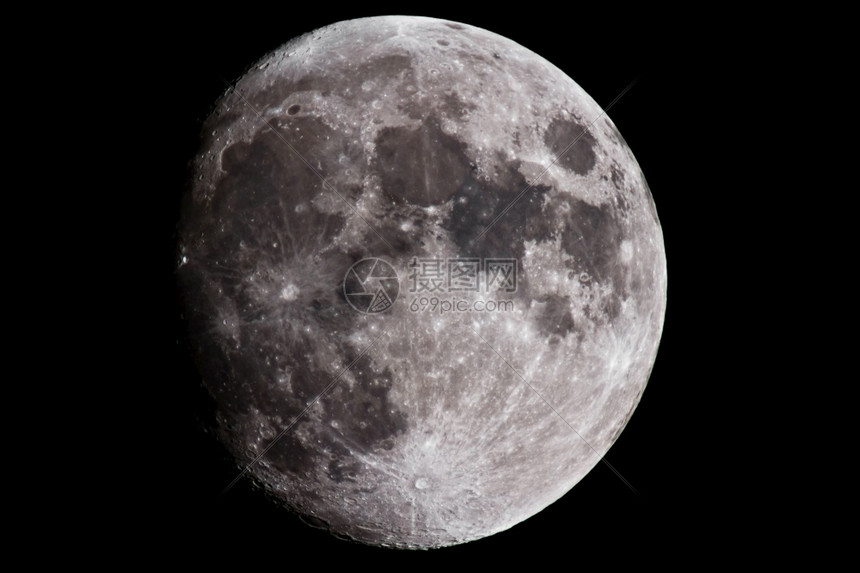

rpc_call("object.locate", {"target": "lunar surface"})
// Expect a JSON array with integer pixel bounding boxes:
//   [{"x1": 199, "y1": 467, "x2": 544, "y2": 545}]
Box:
[{"x1": 178, "y1": 16, "x2": 667, "y2": 548}]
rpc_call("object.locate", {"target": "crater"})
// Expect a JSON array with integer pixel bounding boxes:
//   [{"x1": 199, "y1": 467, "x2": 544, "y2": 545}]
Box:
[{"x1": 543, "y1": 116, "x2": 598, "y2": 175}]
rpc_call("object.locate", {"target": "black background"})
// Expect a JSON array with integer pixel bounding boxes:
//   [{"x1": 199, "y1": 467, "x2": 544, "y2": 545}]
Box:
[{"x1": 127, "y1": 5, "x2": 780, "y2": 566}]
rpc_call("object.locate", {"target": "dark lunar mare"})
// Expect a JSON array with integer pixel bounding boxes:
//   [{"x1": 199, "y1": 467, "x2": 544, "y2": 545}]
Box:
[{"x1": 178, "y1": 109, "x2": 415, "y2": 514}]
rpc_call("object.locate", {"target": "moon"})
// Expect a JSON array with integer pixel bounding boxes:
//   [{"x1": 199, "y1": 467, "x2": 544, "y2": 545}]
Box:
[{"x1": 177, "y1": 15, "x2": 666, "y2": 549}]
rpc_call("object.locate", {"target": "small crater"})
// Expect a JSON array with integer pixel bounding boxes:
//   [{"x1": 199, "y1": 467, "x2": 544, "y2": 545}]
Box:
[
  {"x1": 287, "y1": 104, "x2": 301, "y2": 115},
  {"x1": 437, "y1": 39, "x2": 449, "y2": 46},
  {"x1": 415, "y1": 478, "x2": 430, "y2": 490},
  {"x1": 280, "y1": 284, "x2": 299, "y2": 301}
]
